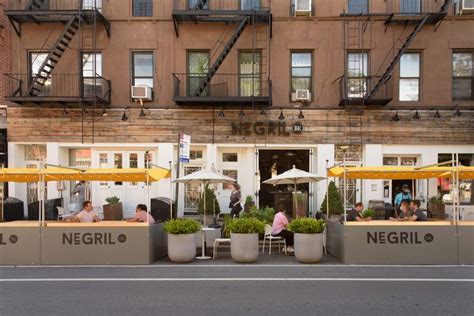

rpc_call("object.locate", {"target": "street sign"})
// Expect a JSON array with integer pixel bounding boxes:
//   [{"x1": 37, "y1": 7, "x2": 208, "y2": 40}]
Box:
[{"x1": 179, "y1": 133, "x2": 191, "y2": 163}]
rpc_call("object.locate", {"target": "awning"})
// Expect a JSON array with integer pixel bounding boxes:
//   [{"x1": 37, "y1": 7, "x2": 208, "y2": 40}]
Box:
[
  {"x1": 327, "y1": 166, "x2": 474, "y2": 180},
  {"x1": 0, "y1": 167, "x2": 171, "y2": 183}
]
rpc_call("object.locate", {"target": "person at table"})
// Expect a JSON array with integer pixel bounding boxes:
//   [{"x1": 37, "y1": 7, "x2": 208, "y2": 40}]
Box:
[
  {"x1": 389, "y1": 201, "x2": 412, "y2": 221},
  {"x1": 403, "y1": 200, "x2": 428, "y2": 222},
  {"x1": 229, "y1": 182, "x2": 242, "y2": 218},
  {"x1": 71, "y1": 201, "x2": 101, "y2": 223},
  {"x1": 346, "y1": 202, "x2": 372, "y2": 222},
  {"x1": 272, "y1": 204, "x2": 294, "y2": 253},
  {"x1": 394, "y1": 184, "x2": 412, "y2": 208},
  {"x1": 126, "y1": 204, "x2": 155, "y2": 225}
]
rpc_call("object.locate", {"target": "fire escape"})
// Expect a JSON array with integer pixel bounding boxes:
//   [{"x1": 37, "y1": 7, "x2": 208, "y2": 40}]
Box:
[
  {"x1": 171, "y1": 0, "x2": 272, "y2": 107},
  {"x1": 4, "y1": 0, "x2": 111, "y2": 107},
  {"x1": 339, "y1": 0, "x2": 452, "y2": 107}
]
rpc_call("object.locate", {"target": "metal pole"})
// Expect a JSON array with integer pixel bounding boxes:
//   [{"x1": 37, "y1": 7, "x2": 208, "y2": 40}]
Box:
[
  {"x1": 294, "y1": 179, "x2": 298, "y2": 218},
  {"x1": 343, "y1": 156, "x2": 347, "y2": 224},
  {"x1": 146, "y1": 172, "x2": 150, "y2": 225},
  {"x1": 326, "y1": 160, "x2": 329, "y2": 220},
  {"x1": 451, "y1": 153, "x2": 455, "y2": 225},
  {"x1": 169, "y1": 161, "x2": 173, "y2": 220},
  {"x1": 175, "y1": 134, "x2": 181, "y2": 217}
]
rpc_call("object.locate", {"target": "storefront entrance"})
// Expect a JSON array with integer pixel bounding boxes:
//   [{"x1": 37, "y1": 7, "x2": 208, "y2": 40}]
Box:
[{"x1": 258, "y1": 149, "x2": 310, "y2": 214}]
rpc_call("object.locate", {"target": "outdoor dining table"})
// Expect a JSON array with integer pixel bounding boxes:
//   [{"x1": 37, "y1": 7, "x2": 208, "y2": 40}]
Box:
[{"x1": 197, "y1": 226, "x2": 219, "y2": 260}]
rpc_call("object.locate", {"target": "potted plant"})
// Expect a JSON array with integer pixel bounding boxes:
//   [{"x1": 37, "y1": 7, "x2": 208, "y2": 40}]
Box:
[
  {"x1": 361, "y1": 208, "x2": 375, "y2": 220},
  {"x1": 240, "y1": 206, "x2": 275, "y2": 224},
  {"x1": 197, "y1": 184, "x2": 221, "y2": 225},
  {"x1": 428, "y1": 195, "x2": 445, "y2": 219},
  {"x1": 244, "y1": 195, "x2": 255, "y2": 213},
  {"x1": 103, "y1": 196, "x2": 123, "y2": 220},
  {"x1": 289, "y1": 218, "x2": 325, "y2": 263},
  {"x1": 227, "y1": 217, "x2": 265, "y2": 263},
  {"x1": 320, "y1": 181, "x2": 344, "y2": 218},
  {"x1": 164, "y1": 218, "x2": 201, "y2": 263}
]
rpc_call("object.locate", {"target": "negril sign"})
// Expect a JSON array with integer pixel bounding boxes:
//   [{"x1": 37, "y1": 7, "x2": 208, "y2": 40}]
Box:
[
  {"x1": 367, "y1": 232, "x2": 434, "y2": 244},
  {"x1": 231, "y1": 121, "x2": 303, "y2": 136},
  {"x1": 62, "y1": 233, "x2": 127, "y2": 245}
]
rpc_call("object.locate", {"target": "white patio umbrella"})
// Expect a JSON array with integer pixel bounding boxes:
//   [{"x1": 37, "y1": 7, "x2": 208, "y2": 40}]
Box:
[
  {"x1": 263, "y1": 165, "x2": 326, "y2": 218},
  {"x1": 174, "y1": 169, "x2": 235, "y2": 259}
]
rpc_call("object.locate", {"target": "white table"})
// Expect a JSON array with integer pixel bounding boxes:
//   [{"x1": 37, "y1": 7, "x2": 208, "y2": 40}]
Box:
[{"x1": 196, "y1": 226, "x2": 218, "y2": 260}]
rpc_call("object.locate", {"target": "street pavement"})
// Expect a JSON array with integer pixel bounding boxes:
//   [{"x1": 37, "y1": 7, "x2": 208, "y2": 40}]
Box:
[{"x1": 0, "y1": 253, "x2": 473, "y2": 316}]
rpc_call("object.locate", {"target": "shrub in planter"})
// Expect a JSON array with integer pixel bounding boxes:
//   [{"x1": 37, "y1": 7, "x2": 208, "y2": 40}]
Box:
[
  {"x1": 360, "y1": 208, "x2": 375, "y2": 219},
  {"x1": 227, "y1": 217, "x2": 265, "y2": 263},
  {"x1": 244, "y1": 195, "x2": 255, "y2": 213},
  {"x1": 103, "y1": 196, "x2": 123, "y2": 220},
  {"x1": 240, "y1": 206, "x2": 276, "y2": 224},
  {"x1": 197, "y1": 184, "x2": 220, "y2": 224},
  {"x1": 428, "y1": 196, "x2": 445, "y2": 219},
  {"x1": 320, "y1": 181, "x2": 344, "y2": 216},
  {"x1": 289, "y1": 218, "x2": 325, "y2": 263},
  {"x1": 164, "y1": 219, "x2": 201, "y2": 263}
]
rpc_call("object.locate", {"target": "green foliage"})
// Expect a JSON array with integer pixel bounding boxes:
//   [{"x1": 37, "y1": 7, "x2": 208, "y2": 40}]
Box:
[
  {"x1": 227, "y1": 217, "x2": 265, "y2": 234},
  {"x1": 245, "y1": 195, "x2": 254, "y2": 204},
  {"x1": 288, "y1": 218, "x2": 325, "y2": 234},
  {"x1": 320, "y1": 181, "x2": 344, "y2": 215},
  {"x1": 105, "y1": 196, "x2": 120, "y2": 204},
  {"x1": 221, "y1": 215, "x2": 232, "y2": 238},
  {"x1": 429, "y1": 195, "x2": 443, "y2": 205},
  {"x1": 240, "y1": 206, "x2": 276, "y2": 224},
  {"x1": 164, "y1": 218, "x2": 201, "y2": 235},
  {"x1": 361, "y1": 208, "x2": 375, "y2": 218},
  {"x1": 197, "y1": 184, "x2": 221, "y2": 215}
]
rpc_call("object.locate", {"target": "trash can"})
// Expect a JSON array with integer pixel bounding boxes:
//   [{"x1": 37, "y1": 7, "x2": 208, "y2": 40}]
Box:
[{"x1": 150, "y1": 197, "x2": 176, "y2": 222}]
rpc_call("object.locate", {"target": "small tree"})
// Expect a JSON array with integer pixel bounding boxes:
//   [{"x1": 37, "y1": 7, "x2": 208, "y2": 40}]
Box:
[
  {"x1": 320, "y1": 181, "x2": 344, "y2": 215},
  {"x1": 197, "y1": 184, "x2": 221, "y2": 215}
]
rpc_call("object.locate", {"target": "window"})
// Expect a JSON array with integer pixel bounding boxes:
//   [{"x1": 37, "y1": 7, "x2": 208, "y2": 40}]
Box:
[
  {"x1": 401, "y1": 157, "x2": 417, "y2": 166},
  {"x1": 383, "y1": 156, "x2": 418, "y2": 166},
  {"x1": 29, "y1": 52, "x2": 51, "y2": 96},
  {"x1": 452, "y1": 52, "x2": 473, "y2": 100},
  {"x1": 346, "y1": 52, "x2": 368, "y2": 98},
  {"x1": 291, "y1": 51, "x2": 312, "y2": 93},
  {"x1": 24, "y1": 144, "x2": 46, "y2": 161},
  {"x1": 82, "y1": 52, "x2": 103, "y2": 97},
  {"x1": 133, "y1": 0, "x2": 153, "y2": 17},
  {"x1": 348, "y1": 0, "x2": 368, "y2": 14},
  {"x1": 132, "y1": 52, "x2": 154, "y2": 90},
  {"x1": 241, "y1": 0, "x2": 260, "y2": 10},
  {"x1": 239, "y1": 51, "x2": 261, "y2": 97},
  {"x1": 223, "y1": 153, "x2": 238, "y2": 162},
  {"x1": 438, "y1": 154, "x2": 474, "y2": 205},
  {"x1": 383, "y1": 157, "x2": 398, "y2": 166},
  {"x1": 187, "y1": 51, "x2": 209, "y2": 96},
  {"x1": 400, "y1": 0, "x2": 421, "y2": 13},
  {"x1": 188, "y1": 0, "x2": 208, "y2": 9},
  {"x1": 399, "y1": 53, "x2": 420, "y2": 101},
  {"x1": 190, "y1": 150, "x2": 203, "y2": 160},
  {"x1": 69, "y1": 149, "x2": 91, "y2": 168},
  {"x1": 82, "y1": 0, "x2": 102, "y2": 10}
]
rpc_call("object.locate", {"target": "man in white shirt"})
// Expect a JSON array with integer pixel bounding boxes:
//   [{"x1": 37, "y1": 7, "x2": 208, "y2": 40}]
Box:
[{"x1": 71, "y1": 201, "x2": 101, "y2": 223}]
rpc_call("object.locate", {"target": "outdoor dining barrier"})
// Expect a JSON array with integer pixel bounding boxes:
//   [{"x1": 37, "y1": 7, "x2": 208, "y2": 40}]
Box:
[
  {"x1": 325, "y1": 157, "x2": 474, "y2": 265},
  {"x1": 0, "y1": 165, "x2": 171, "y2": 265}
]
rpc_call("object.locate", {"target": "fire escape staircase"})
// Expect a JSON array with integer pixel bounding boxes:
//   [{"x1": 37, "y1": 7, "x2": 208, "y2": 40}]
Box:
[
  {"x1": 367, "y1": 0, "x2": 451, "y2": 99},
  {"x1": 194, "y1": 16, "x2": 250, "y2": 96},
  {"x1": 28, "y1": 15, "x2": 82, "y2": 96}
]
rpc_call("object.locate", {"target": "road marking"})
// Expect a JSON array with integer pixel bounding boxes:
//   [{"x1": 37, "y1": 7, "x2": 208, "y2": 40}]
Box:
[
  {"x1": 1, "y1": 278, "x2": 473, "y2": 282},
  {"x1": 2, "y1": 264, "x2": 473, "y2": 269}
]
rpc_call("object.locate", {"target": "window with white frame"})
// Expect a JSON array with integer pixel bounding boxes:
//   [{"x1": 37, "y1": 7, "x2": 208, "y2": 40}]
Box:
[
  {"x1": 399, "y1": 53, "x2": 421, "y2": 101},
  {"x1": 452, "y1": 51, "x2": 474, "y2": 100}
]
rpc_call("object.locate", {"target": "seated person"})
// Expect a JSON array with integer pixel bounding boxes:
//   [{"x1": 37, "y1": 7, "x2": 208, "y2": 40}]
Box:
[
  {"x1": 272, "y1": 204, "x2": 294, "y2": 253},
  {"x1": 126, "y1": 204, "x2": 155, "y2": 225},
  {"x1": 346, "y1": 202, "x2": 372, "y2": 222},
  {"x1": 389, "y1": 201, "x2": 412, "y2": 221},
  {"x1": 70, "y1": 201, "x2": 101, "y2": 223},
  {"x1": 403, "y1": 200, "x2": 428, "y2": 222}
]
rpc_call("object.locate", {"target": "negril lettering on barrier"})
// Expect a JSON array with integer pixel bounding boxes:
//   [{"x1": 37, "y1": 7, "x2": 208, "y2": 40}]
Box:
[
  {"x1": 62, "y1": 233, "x2": 126, "y2": 245},
  {"x1": 367, "y1": 232, "x2": 424, "y2": 244}
]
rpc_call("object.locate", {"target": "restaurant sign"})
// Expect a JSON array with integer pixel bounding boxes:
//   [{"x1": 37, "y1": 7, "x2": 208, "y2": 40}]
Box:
[
  {"x1": 62, "y1": 232, "x2": 127, "y2": 245},
  {"x1": 231, "y1": 121, "x2": 304, "y2": 136},
  {"x1": 367, "y1": 231, "x2": 434, "y2": 244}
]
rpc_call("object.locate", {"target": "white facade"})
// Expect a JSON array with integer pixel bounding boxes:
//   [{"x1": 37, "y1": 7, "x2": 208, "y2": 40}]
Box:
[{"x1": 8, "y1": 142, "x2": 474, "y2": 218}]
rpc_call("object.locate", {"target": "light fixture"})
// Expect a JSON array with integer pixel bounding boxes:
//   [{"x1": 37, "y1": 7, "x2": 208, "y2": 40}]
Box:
[
  {"x1": 121, "y1": 108, "x2": 128, "y2": 121},
  {"x1": 454, "y1": 108, "x2": 461, "y2": 117},
  {"x1": 279, "y1": 108, "x2": 285, "y2": 120},
  {"x1": 392, "y1": 111, "x2": 400, "y2": 122},
  {"x1": 101, "y1": 107, "x2": 108, "y2": 117},
  {"x1": 298, "y1": 109, "x2": 304, "y2": 119},
  {"x1": 412, "y1": 110, "x2": 420, "y2": 120},
  {"x1": 239, "y1": 108, "x2": 245, "y2": 117},
  {"x1": 260, "y1": 108, "x2": 266, "y2": 115},
  {"x1": 139, "y1": 107, "x2": 146, "y2": 117},
  {"x1": 434, "y1": 110, "x2": 441, "y2": 119},
  {"x1": 218, "y1": 108, "x2": 225, "y2": 118},
  {"x1": 63, "y1": 107, "x2": 68, "y2": 116}
]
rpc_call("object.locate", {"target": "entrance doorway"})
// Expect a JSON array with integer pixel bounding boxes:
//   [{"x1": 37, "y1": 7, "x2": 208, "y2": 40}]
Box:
[
  {"x1": 391, "y1": 179, "x2": 416, "y2": 206},
  {"x1": 258, "y1": 149, "x2": 310, "y2": 215}
]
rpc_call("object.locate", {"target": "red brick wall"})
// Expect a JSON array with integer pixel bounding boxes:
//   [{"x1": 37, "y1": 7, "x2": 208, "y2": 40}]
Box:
[{"x1": 0, "y1": 0, "x2": 12, "y2": 104}]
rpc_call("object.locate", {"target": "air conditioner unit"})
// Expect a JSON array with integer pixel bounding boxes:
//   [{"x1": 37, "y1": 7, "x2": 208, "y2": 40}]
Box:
[
  {"x1": 295, "y1": 0, "x2": 312, "y2": 16},
  {"x1": 131, "y1": 85, "x2": 152, "y2": 101},
  {"x1": 295, "y1": 89, "x2": 311, "y2": 101},
  {"x1": 456, "y1": 0, "x2": 474, "y2": 15}
]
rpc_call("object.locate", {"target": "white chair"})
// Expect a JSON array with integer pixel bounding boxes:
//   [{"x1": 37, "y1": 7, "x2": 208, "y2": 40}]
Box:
[
  {"x1": 212, "y1": 238, "x2": 231, "y2": 259},
  {"x1": 262, "y1": 224, "x2": 286, "y2": 255},
  {"x1": 57, "y1": 206, "x2": 74, "y2": 220}
]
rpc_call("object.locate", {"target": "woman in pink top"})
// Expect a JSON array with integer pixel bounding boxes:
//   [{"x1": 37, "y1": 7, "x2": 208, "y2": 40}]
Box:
[
  {"x1": 126, "y1": 204, "x2": 155, "y2": 225},
  {"x1": 271, "y1": 204, "x2": 294, "y2": 252}
]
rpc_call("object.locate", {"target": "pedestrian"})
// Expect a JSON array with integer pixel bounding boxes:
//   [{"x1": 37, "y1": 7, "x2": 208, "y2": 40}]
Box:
[
  {"x1": 72, "y1": 181, "x2": 86, "y2": 212},
  {"x1": 229, "y1": 182, "x2": 242, "y2": 218},
  {"x1": 394, "y1": 184, "x2": 412, "y2": 208}
]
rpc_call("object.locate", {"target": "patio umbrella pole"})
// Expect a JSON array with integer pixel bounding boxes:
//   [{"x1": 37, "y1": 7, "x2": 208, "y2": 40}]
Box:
[
  {"x1": 326, "y1": 160, "x2": 329, "y2": 220},
  {"x1": 294, "y1": 179, "x2": 298, "y2": 218},
  {"x1": 169, "y1": 161, "x2": 173, "y2": 220}
]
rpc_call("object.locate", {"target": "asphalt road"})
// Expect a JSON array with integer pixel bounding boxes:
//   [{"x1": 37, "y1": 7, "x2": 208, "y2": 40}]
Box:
[{"x1": 1, "y1": 264, "x2": 473, "y2": 316}]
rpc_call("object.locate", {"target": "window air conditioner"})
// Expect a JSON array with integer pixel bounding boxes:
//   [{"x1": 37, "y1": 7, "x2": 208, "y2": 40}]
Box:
[
  {"x1": 131, "y1": 85, "x2": 152, "y2": 101},
  {"x1": 295, "y1": 89, "x2": 311, "y2": 101},
  {"x1": 295, "y1": 0, "x2": 312, "y2": 16},
  {"x1": 456, "y1": 0, "x2": 474, "y2": 15}
]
